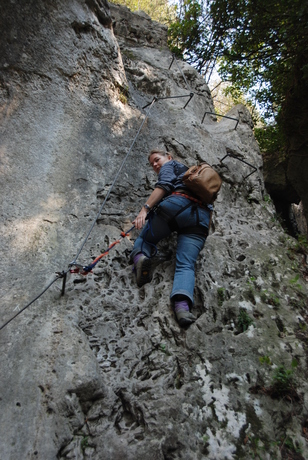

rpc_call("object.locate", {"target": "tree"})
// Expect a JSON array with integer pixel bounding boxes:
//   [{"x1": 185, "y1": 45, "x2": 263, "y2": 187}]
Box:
[
  {"x1": 168, "y1": 0, "x2": 214, "y2": 74},
  {"x1": 209, "y1": 0, "x2": 308, "y2": 122},
  {"x1": 110, "y1": 0, "x2": 176, "y2": 24},
  {"x1": 169, "y1": 0, "x2": 308, "y2": 153}
]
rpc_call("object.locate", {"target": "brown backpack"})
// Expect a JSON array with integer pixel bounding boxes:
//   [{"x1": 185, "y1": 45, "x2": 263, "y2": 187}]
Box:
[{"x1": 183, "y1": 163, "x2": 222, "y2": 204}]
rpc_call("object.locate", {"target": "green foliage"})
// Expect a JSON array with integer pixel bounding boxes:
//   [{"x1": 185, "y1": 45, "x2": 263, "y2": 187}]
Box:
[
  {"x1": 210, "y1": 0, "x2": 308, "y2": 117},
  {"x1": 237, "y1": 308, "x2": 254, "y2": 332},
  {"x1": 168, "y1": 0, "x2": 308, "y2": 158},
  {"x1": 122, "y1": 49, "x2": 136, "y2": 60},
  {"x1": 289, "y1": 274, "x2": 303, "y2": 291},
  {"x1": 159, "y1": 343, "x2": 171, "y2": 355},
  {"x1": 247, "y1": 436, "x2": 267, "y2": 459},
  {"x1": 119, "y1": 92, "x2": 128, "y2": 104},
  {"x1": 248, "y1": 276, "x2": 256, "y2": 284},
  {"x1": 283, "y1": 437, "x2": 302, "y2": 454},
  {"x1": 202, "y1": 434, "x2": 210, "y2": 445},
  {"x1": 168, "y1": 0, "x2": 213, "y2": 70},
  {"x1": 263, "y1": 195, "x2": 271, "y2": 203},
  {"x1": 268, "y1": 294, "x2": 280, "y2": 308},
  {"x1": 254, "y1": 123, "x2": 286, "y2": 155},
  {"x1": 260, "y1": 290, "x2": 280, "y2": 308},
  {"x1": 271, "y1": 360, "x2": 298, "y2": 392},
  {"x1": 115, "y1": 83, "x2": 129, "y2": 104},
  {"x1": 217, "y1": 287, "x2": 226, "y2": 306},
  {"x1": 111, "y1": 0, "x2": 176, "y2": 24},
  {"x1": 298, "y1": 321, "x2": 307, "y2": 331},
  {"x1": 259, "y1": 355, "x2": 272, "y2": 366},
  {"x1": 81, "y1": 436, "x2": 89, "y2": 452},
  {"x1": 294, "y1": 235, "x2": 308, "y2": 253},
  {"x1": 272, "y1": 366, "x2": 293, "y2": 391}
]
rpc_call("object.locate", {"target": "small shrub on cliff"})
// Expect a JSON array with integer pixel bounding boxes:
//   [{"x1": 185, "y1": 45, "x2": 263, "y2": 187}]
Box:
[
  {"x1": 289, "y1": 274, "x2": 303, "y2": 291},
  {"x1": 217, "y1": 287, "x2": 226, "y2": 306},
  {"x1": 294, "y1": 235, "x2": 308, "y2": 253},
  {"x1": 115, "y1": 83, "x2": 129, "y2": 104},
  {"x1": 259, "y1": 355, "x2": 272, "y2": 366},
  {"x1": 260, "y1": 290, "x2": 280, "y2": 308},
  {"x1": 237, "y1": 308, "x2": 254, "y2": 333},
  {"x1": 81, "y1": 436, "x2": 89, "y2": 452},
  {"x1": 111, "y1": 0, "x2": 176, "y2": 24},
  {"x1": 271, "y1": 360, "x2": 298, "y2": 394}
]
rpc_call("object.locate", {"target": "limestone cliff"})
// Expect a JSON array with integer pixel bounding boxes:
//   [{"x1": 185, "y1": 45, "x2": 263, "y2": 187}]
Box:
[{"x1": 0, "y1": 1, "x2": 308, "y2": 459}]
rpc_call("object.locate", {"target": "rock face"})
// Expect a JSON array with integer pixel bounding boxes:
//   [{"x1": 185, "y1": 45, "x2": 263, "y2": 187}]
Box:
[{"x1": 1, "y1": 2, "x2": 308, "y2": 459}]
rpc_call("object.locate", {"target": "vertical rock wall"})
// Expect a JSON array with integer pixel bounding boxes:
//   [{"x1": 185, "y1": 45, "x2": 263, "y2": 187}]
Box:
[{"x1": 0, "y1": 1, "x2": 308, "y2": 459}]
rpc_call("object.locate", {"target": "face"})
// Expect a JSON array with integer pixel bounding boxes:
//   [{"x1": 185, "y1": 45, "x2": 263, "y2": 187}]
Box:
[{"x1": 149, "y1": 153, "x2": 172, "y2": 174}]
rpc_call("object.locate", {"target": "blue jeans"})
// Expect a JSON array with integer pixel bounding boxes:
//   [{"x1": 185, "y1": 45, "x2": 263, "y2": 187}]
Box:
[{"x1": 131, "y1": 195, "x2": 211, "y2": 305}]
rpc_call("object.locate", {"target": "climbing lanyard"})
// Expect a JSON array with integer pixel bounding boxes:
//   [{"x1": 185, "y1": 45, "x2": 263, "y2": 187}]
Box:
[{"x1": 69, "y1": 225, "x2": 135, "y2": 276}]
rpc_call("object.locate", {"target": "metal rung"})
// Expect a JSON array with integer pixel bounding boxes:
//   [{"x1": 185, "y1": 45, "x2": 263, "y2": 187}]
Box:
[
  {"x1": 201, "y1": 111, "x2": 239, "y2": 129},
  {"x1": 220, "y1": 151, "x2": 257, "y2": 180}
]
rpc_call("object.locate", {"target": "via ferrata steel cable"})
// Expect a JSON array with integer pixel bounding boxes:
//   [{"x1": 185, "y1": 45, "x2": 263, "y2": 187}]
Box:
[
  {"x1": 0, "y1": 275, "x2": 63, "y2": 331},
  {"x1": 70, "y1": 97, "x2": 157, "y2": 268}
]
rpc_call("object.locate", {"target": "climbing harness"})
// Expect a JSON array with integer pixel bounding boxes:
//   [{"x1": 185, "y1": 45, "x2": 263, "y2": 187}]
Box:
[
  {"x1": 156, "y1": 193, "x2": 210, "y2": 237},
  {"x1": 172, "y1": 191, "x2": 208, "y2": 208}
]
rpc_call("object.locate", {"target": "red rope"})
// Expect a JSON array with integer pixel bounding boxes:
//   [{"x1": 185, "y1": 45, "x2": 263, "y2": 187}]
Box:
[{"x1": 70, "y1": 226, "x2": 135, "y2": 275}]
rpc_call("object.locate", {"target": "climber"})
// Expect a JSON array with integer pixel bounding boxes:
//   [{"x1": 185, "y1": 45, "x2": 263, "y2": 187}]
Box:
[{"x1": 130, "y1": 149, "x2": 212, "y2": 327}]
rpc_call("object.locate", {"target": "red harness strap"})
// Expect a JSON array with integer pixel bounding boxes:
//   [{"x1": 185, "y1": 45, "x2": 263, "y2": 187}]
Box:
[{"x1": 172, "y1": 191, "x2": 207, "y2": 208}]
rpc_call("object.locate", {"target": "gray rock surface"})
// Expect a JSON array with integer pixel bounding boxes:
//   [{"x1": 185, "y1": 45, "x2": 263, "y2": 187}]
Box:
[{"x1": 1, "y1": 1, "x2": 308, "y2": 459}]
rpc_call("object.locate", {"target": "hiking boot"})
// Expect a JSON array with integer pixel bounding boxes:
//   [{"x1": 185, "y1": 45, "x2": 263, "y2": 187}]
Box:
[
  {"x1": 134, "y1": 254, "x2": 152, "y2": 287},
  {"x1": 175, "y1": 309, "x2": 197, "y2": 327},
  {"x1": 174, "y1": 298, "x2": 196, "y2": 327}
]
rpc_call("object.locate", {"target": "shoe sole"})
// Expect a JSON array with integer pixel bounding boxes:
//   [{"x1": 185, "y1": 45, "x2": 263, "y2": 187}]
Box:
[
  {"x1": 136, "y1": 258, "x2": 152, "y2": 287},
  {"x1": 178, "y1": 317, "x2": 195, "y2": 327},
  {"x1": 176, "y1": 311, "x2": 196, "y2": 327}
]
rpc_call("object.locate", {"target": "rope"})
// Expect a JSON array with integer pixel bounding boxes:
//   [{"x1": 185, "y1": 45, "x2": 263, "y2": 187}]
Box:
[
  {"x1": 0, "y1": 274, "x2": 64, "y2": 332},
  {"x1": 70, "y1": 225, "x2": 135, "y2": 275}
]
